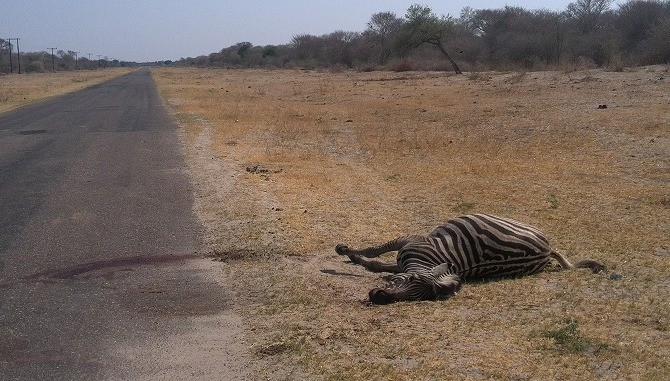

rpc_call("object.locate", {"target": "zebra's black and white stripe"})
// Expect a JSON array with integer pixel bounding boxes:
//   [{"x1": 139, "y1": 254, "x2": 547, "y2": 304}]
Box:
[{"x1": 336, "y1": 214, "x2": 604, "y2": 304}]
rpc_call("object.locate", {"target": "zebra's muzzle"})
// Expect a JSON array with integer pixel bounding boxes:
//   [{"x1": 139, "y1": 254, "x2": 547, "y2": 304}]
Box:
[{"x1": 369, "y1": 288, "x2": 395, "y2": 305}]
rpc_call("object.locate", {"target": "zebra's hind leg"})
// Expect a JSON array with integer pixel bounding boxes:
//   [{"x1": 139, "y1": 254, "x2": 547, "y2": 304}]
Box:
[
  {"x1": 347, "y1": 254, "x2": 399, "y2": 273},
  {"x1": 549, "y1": 250, "x2": 605, "y2": 273},
  {"x1": 574, "y1": 259, "x2": 606, "y2": 273}
]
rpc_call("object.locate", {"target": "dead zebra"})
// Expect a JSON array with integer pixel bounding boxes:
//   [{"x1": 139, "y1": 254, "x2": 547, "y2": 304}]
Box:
[{"x1": 336, "y1": 214, "x2": 604, "y2": 304}]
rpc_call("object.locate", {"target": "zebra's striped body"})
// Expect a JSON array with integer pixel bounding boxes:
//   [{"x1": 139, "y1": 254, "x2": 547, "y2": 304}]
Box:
[
  {"x1": 336, "y1": 214, "x2": 604, "y2": 304},
  {"x1": 404, "y1": 214, "x2": 552, "y2": 280}
]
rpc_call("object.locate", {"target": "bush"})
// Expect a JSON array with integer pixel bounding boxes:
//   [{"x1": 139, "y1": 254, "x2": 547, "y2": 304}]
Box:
[
  {"x1": 388, "y1": 58, "x2": 416, "y2": 72},
  {"x1": 356, "y1": 63, "x2": 379, "y2": 72},
  {"x1": 522, "y1": 55, "x2": 545, "y2": 70},
  {"x1": 25, "y1": 61, "x2": 44, "y2": 73}
]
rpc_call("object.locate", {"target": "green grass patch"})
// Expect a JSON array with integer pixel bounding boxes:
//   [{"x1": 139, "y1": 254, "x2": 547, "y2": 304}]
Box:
[{"x1": 542, "y1": 318, "x2": 610, "y2": 354}]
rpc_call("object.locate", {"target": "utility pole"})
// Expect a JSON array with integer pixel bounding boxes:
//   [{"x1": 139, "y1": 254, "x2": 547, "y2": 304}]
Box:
[
  {"x1": 74, "y1": 51, "x2": 79, "y2": 69},
  {"x1": 15, "y1": 38, "x2": 20, "y2": 74},
  {"x1": 7, "y1": 38, "x2": 13, "y2": 73},
  {"x1": 8, "y1": 38, "x2": 21, "y2": 73},
  {"x1": 48, "y1": 48, "x2": 57, "y2": 71}
]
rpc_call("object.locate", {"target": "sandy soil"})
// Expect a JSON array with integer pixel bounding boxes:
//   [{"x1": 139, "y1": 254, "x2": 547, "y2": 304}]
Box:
[{"x1": 154, "y1": 66, "x2": 670, "y2": 380}]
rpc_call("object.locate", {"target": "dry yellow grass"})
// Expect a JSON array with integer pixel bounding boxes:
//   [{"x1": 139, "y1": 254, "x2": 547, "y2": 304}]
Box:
[
  {"x1": 0, "y1": 68, "x2": 133, "y2": 113},
  {"x1": 153, "y1": 66, "x2": 670, "y2": 380}
]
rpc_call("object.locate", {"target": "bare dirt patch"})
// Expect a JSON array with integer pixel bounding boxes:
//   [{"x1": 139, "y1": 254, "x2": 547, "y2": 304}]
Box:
[
  {"x1": 0, "y1": 68, "x2": 133, "y2": 113},
  {"x1": 153, "y1": 66, "x2": 670, "y2": 380}
]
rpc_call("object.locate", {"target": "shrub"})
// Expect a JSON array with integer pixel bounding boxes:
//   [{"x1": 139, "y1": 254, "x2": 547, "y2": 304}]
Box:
[
  {"x1": 25, "y1": 61, "x2": 44, "y2": 73},
  {"x1": 388, "y1": 58, "x2": 416, "y2": 72}
]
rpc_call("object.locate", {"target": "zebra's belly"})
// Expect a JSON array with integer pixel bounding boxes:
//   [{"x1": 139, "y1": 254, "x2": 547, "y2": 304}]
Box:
[{"x1": 459, "y1": 255, "x2": 551, "y2": 280}]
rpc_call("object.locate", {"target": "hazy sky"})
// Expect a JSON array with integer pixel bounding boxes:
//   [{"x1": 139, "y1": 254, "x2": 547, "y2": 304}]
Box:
[{"x1": 3, "y1": 1, "x2": 576, "y2": 62}]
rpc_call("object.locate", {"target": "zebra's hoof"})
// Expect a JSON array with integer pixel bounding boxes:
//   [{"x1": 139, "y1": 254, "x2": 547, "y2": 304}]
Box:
[
  {"x1": 335, "y1": 244, "x2": 349, "y2": 255},
  {"x1": 591, "y1": 263, "x2": 606, "y2": 274}
]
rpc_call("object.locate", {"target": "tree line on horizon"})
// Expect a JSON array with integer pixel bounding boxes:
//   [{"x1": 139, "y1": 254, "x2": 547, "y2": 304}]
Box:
[
  {"x1": 2, "y1": 0, "x2": 669, "y2": 74},
  {"x1": 0, "y1": 43, "x2": 134, "y2": 74},
  {"x1": 178, "y1": 0, "x2": 670, "y2": 72}
]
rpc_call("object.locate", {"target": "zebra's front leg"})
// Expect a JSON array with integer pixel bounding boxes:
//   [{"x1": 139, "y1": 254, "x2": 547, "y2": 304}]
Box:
[
  {"x1": 336, "y1": 243, "x2": 399, "y2": 273},
  {"x1": 335, "y1": 236, "x2": 424, "y2": 258},
  {"x1": 348, "y1": 255, "x2": 399, "y2": 273}
]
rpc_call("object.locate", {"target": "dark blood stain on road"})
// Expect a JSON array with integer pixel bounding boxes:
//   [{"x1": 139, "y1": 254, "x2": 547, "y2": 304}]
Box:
[{"x1": 23, "y1": 253, "x2": 206, "y2": 280}]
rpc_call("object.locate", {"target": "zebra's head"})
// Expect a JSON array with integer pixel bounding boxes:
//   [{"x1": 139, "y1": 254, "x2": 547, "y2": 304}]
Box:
[{"x1": 368, "y1": 264, "x2": 461, "y2": 304}]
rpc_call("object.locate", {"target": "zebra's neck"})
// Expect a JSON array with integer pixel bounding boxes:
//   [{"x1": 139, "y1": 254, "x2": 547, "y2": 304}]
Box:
[{"x1": 397, "y1": 239, "x2": 455, "y2": 273}]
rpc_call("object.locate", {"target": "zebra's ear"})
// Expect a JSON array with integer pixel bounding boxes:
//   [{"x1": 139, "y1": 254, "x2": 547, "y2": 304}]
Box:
[
  {"x1": 431, "y1": 263, "x2": 453, "y2": 278},
  {"x1": 431, "y1": 264, "x2": 461, "y2": 298},
  {"x1": 432, "y1": 274, "x2": 461, "y2": 298}
]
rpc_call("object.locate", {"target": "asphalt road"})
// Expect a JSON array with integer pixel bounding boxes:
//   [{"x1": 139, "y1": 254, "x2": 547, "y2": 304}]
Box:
[{"x1": 0, "y1": 69, "x2": 249, "y2": 380}]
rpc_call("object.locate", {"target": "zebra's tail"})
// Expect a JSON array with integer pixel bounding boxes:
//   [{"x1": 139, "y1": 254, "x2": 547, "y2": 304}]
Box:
[
  {"x1": 336, "y1": 235, "x2": 425, "y2": 258},
  {"x1": 549, "y1": 250, "x2": 605, "y2": 273}
]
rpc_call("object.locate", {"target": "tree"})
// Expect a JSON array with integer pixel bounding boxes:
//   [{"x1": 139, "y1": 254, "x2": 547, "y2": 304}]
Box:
[
  {"x1": 290, "y1": 34, "x2": 322, "y2": 63},
  {"x1": 236, "y1": 42, "x2": 253, "y2": 66},
  {"x1": 262, "y1": 45, "x2": 278, "y2": 58},
  {"x1": 396, "y1": 4, "x2": 462, "y2": 73},
  {"x1": 616, "y1": 0, "x2": 667, "y2": 55},
  {"x1": 323, "y1": 31, "x2": 360, "y2": 68},
  {"x1": 642, "y1": 15, "x2": 670, "y2": 63},
  {"x1": 364, "y1": 11, "x2": 403, "y2": 64},
  {"x1": 565, "y1": 0, "x2": 613, "y2": 33},
  {"x1": 0, "y1": 39, "x2": 9, "y2": 73},
  {"x1": 474, "y1": 7, "x2": 568, "y2": 67},
  {"x1": 562, "y1": 0, "x2": 617, "y2": 65}
]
